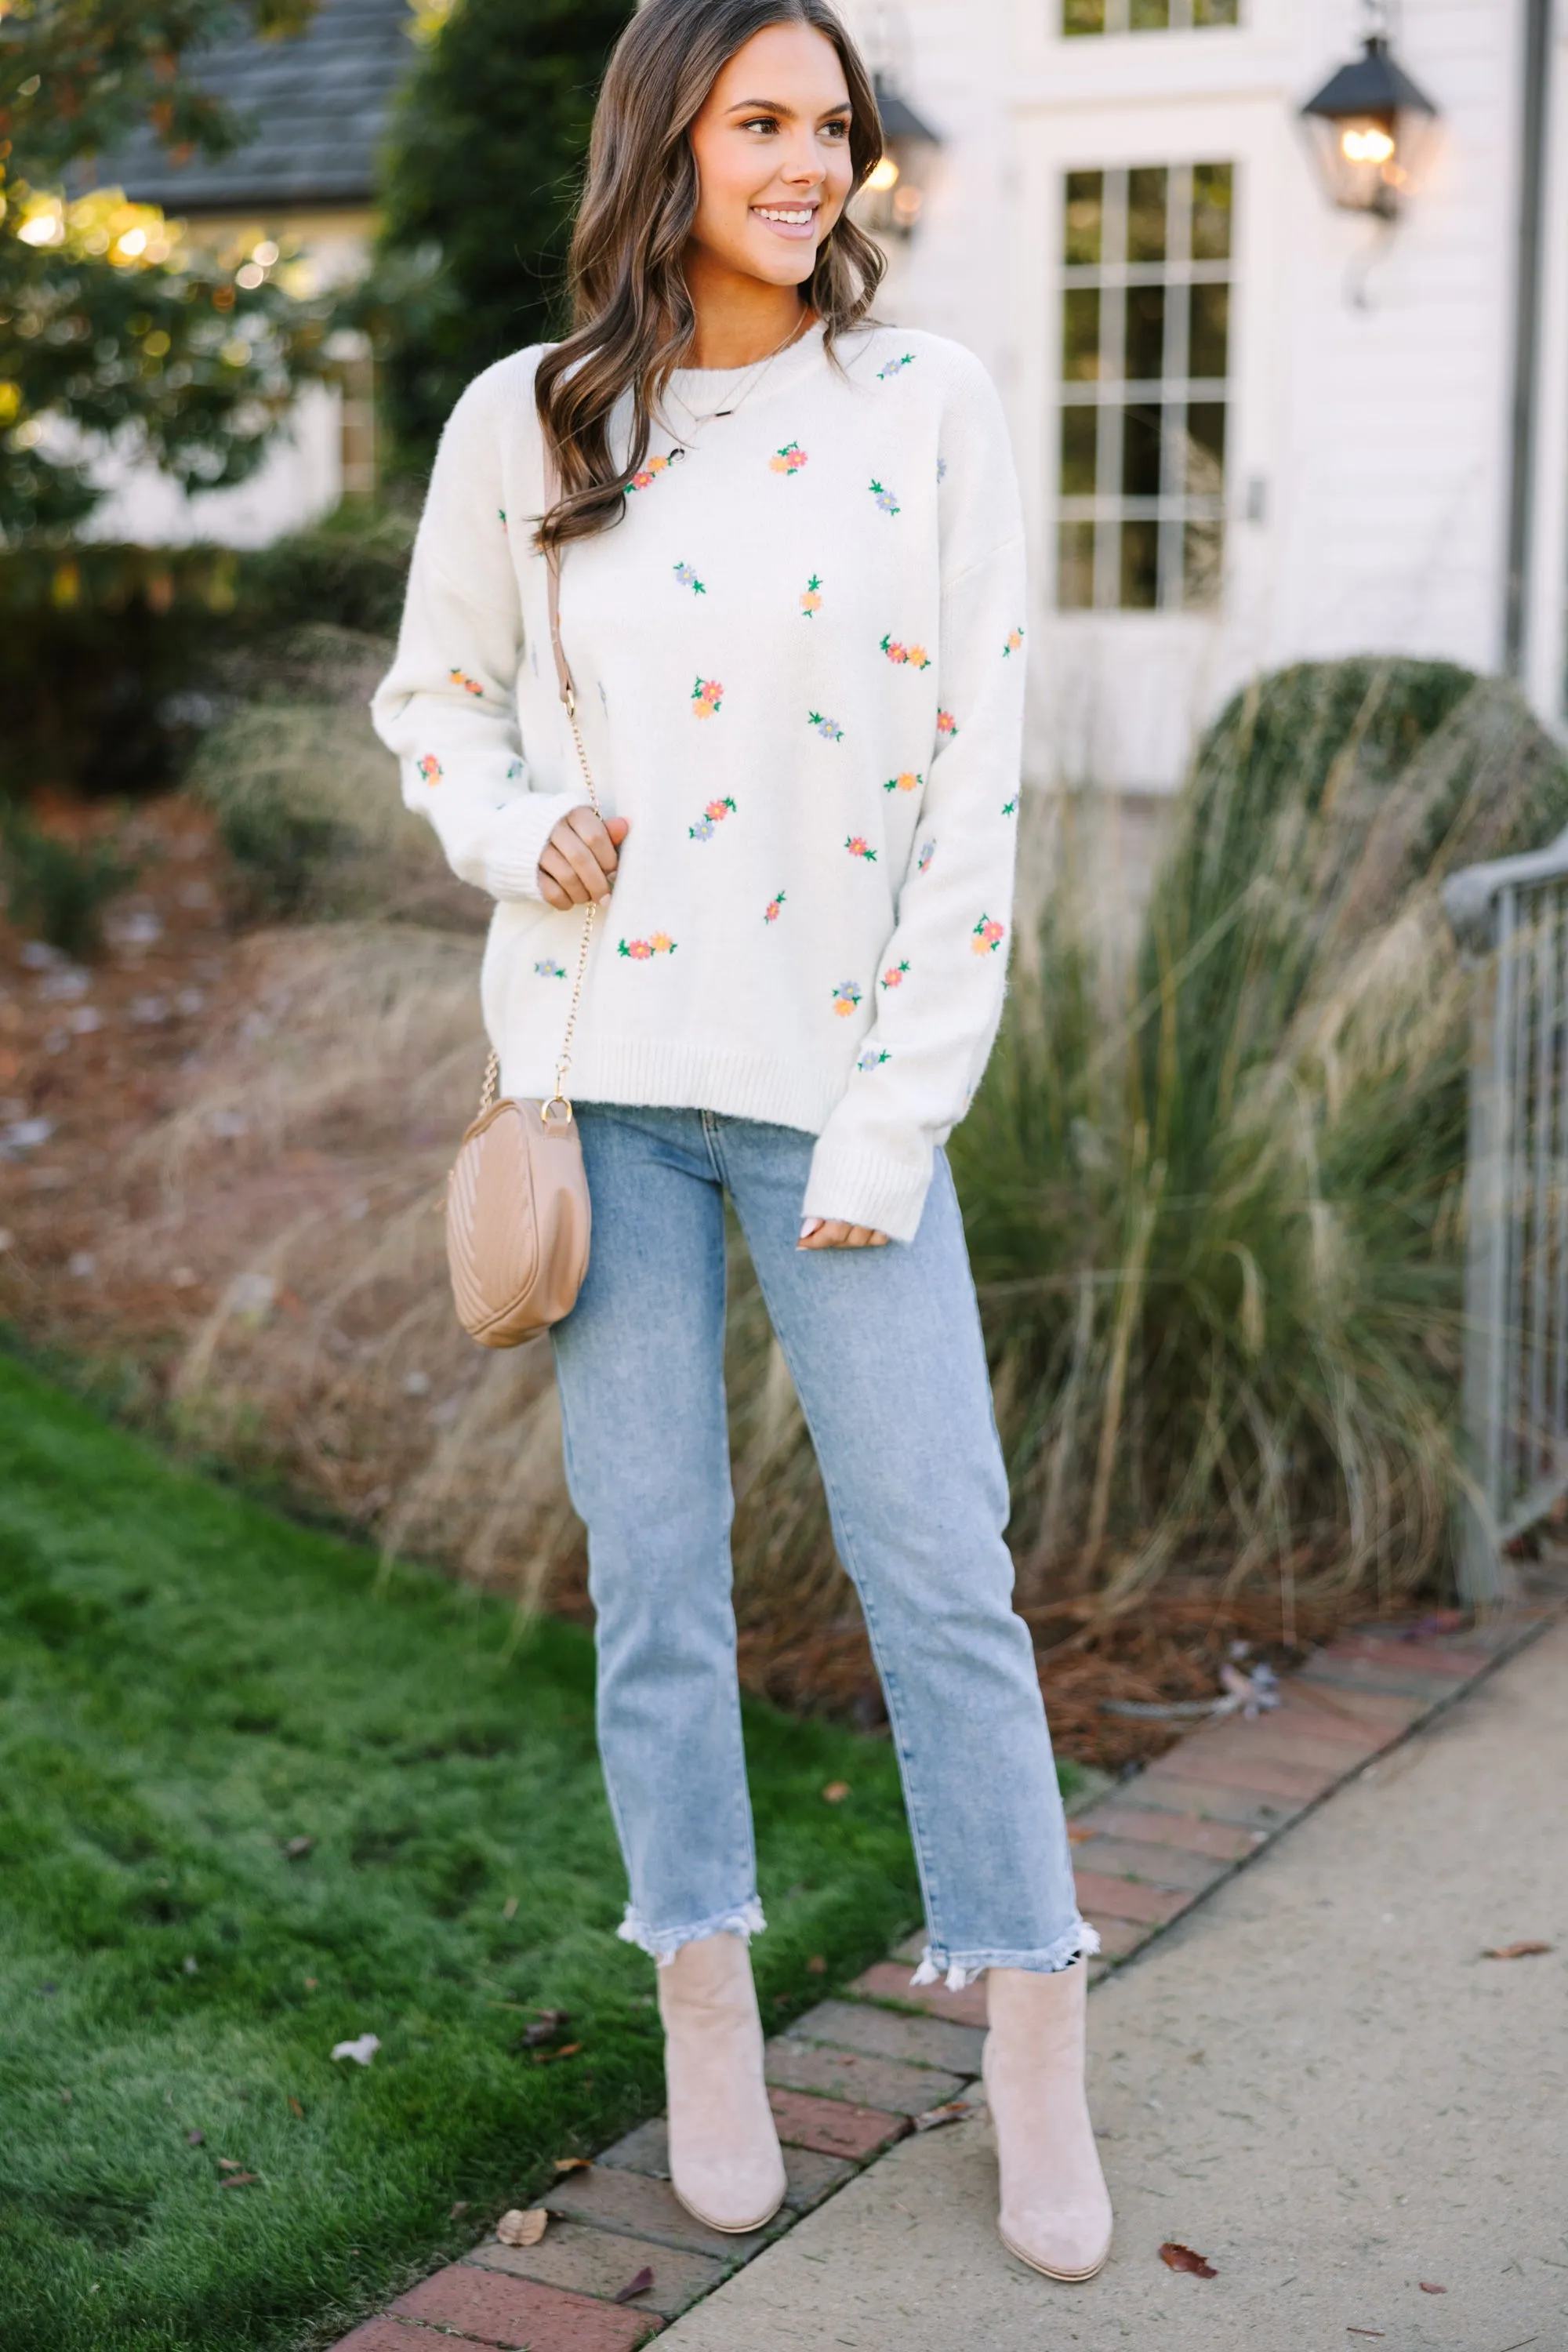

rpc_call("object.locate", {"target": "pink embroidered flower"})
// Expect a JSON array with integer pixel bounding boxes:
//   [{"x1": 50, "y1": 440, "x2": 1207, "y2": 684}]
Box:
[
  {"x1": 688, "y1": 796, "x2": 736, "y2": 840},
  {"x1": 830, "y1": 980, "x2": 862, "y2": 1017},
  {"x1": 764, "y1": 891, "x2": 786, "y2": 923},
  {"x1": 881, "y1": 635, "x2": 908, "y2": 666},
  {"x1": 1003, "y1": 626, "x2": 1025, "y2": 656},
  {"x1": 691, "y1": 677, "x2": 724, "y2": 718},
  {"x1": 649, "y1": 931, "x2": 673, "y2": 954},
  {"x1": 770, "y1": 441, "x2": 808, "y2": 474},
  {"x1": 883, "y1": 771, "x2": 923, "y2": 794},
  {"x1": 417, "y1": 754, "x2": 442, "y2": 786},
  {"x1": 936, "y1": 709, "x2": 957, "y2": 738},
  {"x1": 880, "y1": 960, "x2": 909, "y2": 989},
  {"x1": 845, "y1": 836, "x2": 877, "y2": 862},
  {"x1": 972, "y1": 915, "x2": 1007, "y2": 955},
  {"x1": 448, "y1": 667, "x2": 484, "y2": 698},
  {"x1": 917, "y1": 839, "x2": 936, "y2": 873},
  {"x1": 618, "y1": 933, "x2": 677, "y2": 960},
  {"x1": 800, "y1": 574, "x2": 822, "y2": 617},
  {"x1": 625, "y1": 451, "x2": 682, "y2": 496}
]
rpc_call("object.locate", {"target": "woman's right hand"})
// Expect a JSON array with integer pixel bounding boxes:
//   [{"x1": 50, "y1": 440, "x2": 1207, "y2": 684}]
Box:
[{"x1": 538, "y1": 807, "x2": 630, "y2": 909}]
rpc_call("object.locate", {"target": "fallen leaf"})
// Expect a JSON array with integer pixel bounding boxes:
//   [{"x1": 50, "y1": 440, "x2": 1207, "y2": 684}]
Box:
[
  {"x1": 613, "y1": 2266, "x2": 655, "y2": 2303},
  {"x1": 186, "y1": 2129, "x2": 204, "y2": 2145},
  {"x1": 531, "y1": 2042, "x2": 583, "y2": 2065},
  {"x1": 495, "y1": 2208, "x2": 549, "y2": 2248},
  {"x1": 288, "y1": 2097, "x2": 305, "y2": 2119},
  {"x1": 1067, "y1": 1823, "x2": 1096, "y2": 1843},
  {"x1": 1481, "y1": 1941, "x2": 1552, "y2": 1960},
  {"x1": 501, "y1": 1896, "x2": 518, "y2": 1921},
  {"x1": 217, "y1": 2158, "x2": 244, "y2": 2170},
  {"x1": 806, "y1": 1955, "x2": 826, "y2": 1974},
  {"x1": 281, "y1": 1835, "x2": 314, "y2": 1860},
  {"x1": 330, "y1": 2034, "x2": 381, "y2": 2067},
  {"x1": 822, "y1": 1781, "x2": 850, "y2": 1803},
  {"x1": 1346, "y1": 2330, "x2": 1385, "y2": 2338},
  {"x1": 1159, "y1": 2241, "x2": 1218, "y2": 2278},
  {"x1": 553, "y1": 2158, "x2": 591, "y2": 2173},
  {"x1": 913, "y1": 2099, "x2": 974, "y2": 2132},
  {"x1": 217, "y1": 2172, "x2": 260, "y2": 2189},
  {"x1": 1418, "y1": 2282, "x2": 1446, "y2": 2294}
]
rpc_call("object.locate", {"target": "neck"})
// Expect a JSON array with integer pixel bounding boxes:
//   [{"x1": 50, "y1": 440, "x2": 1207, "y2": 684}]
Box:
[{"x1": 681, "y1": 251, "x2": 812, "y2": 368}]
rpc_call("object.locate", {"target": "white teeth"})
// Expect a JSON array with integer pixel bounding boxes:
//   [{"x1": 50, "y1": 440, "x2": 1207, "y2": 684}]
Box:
[{"x1": 757, "y1": 207, "x2": 813, "y2": 224}]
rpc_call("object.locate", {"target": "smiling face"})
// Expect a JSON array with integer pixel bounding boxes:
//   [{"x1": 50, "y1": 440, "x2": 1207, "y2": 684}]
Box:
[{"x1": 685, "y1": 22, "x2": 856, "y2": 295}]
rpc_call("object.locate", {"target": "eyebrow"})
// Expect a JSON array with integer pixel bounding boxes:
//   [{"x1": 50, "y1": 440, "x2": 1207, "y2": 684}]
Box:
[{"x1": 726, "y1": 96, "x2": 853, "y2": 117}]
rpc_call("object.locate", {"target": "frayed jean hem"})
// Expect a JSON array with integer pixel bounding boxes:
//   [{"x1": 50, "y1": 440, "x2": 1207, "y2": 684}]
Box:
[
  {"x1": 911, "y1": 1917, "x2": 1100, "y2": 1993},
  {"x1": 617, "y1": 1896, "x2": 767, "y2": 1967}
]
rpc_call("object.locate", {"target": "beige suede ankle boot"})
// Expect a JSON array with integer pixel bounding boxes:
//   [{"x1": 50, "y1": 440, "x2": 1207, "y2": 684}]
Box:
[
  {"x1": 982, "y1": 1961, "x2": 1112, "y2": 2281},
  {"x1": 658, "y1": 1930, "x2": 787, "y2": 2234}
]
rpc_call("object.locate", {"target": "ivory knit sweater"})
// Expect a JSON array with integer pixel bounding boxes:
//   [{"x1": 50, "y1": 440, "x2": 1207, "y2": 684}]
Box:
[{"x1": 371, "y1": 321, "x2": 1026, "y2": 1242}]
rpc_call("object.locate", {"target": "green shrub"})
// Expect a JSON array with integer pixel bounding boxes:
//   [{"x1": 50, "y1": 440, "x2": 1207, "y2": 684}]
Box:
[{"x1": 0, "y1": 804, "x2": 140, "y2": 957}]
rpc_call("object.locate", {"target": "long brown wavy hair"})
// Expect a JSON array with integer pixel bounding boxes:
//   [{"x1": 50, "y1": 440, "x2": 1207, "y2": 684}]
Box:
[{"x1": 535, "y1": 0, "x2": 886, "y2": 550}]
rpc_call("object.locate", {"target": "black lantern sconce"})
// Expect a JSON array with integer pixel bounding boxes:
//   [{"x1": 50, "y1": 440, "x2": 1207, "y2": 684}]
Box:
[
  {"x1": 858, "y1": 74, "x2": 943, "y2": 238},
  {"x1": 1301, "y1": 31, "x2": 1441, "y2": 220}
]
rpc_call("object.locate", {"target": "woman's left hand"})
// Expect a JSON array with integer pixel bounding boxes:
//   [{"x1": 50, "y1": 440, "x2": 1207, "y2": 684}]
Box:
[{"x1": 798, "y1": 1219, "x2": 888, "y2": 1250}]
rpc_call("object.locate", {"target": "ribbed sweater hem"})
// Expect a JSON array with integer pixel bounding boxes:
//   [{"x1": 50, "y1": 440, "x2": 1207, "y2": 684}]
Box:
[{"x1": 498, "y1": 1033, "x2": 847, "y2": 1136}]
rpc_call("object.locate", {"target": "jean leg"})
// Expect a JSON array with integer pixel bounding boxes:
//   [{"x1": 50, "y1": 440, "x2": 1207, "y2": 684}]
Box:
[
  {"x1": 551, "y1": 1105, "x2": 761, "y2": 1959},
  {"x1": 717, "y1": 1121, "x2": 1091, "y2": 1984}
]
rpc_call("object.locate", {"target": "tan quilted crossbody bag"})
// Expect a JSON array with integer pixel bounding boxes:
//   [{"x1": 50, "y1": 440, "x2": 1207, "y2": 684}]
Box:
[{"x1": 445, "y1": 495, "x2": 599, "y2": 1348}]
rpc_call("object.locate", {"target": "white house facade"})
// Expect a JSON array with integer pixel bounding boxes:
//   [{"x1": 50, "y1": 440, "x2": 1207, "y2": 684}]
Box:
[{"x1": 851, "y1": 0, "x2": 1568, "y2": 789}]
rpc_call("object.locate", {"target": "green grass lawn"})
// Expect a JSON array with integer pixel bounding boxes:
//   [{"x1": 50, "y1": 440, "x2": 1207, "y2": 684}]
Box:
[{"x1": 0, "y1": 1354, "x2": 928, "y2": 2352}]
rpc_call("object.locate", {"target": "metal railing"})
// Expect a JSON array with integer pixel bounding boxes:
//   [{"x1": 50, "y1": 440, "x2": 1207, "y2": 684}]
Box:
[{"x1": 1443, "y1": 826, "x2": 1568, "y2": 1606}]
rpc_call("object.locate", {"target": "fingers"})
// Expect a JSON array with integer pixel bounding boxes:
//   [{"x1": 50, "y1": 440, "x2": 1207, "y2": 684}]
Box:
[
  {"x1": 797, "y1": 1219, "x2": 890, "y2": 1250},
  {"x1": 535, "y1": 804, "x2": 627, "y2": 905}
]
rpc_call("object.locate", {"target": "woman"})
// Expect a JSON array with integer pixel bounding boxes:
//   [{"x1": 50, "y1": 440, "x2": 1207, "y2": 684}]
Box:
[{"x1": 372, "y1": 0, "x2": 1111, "y2": 2285}]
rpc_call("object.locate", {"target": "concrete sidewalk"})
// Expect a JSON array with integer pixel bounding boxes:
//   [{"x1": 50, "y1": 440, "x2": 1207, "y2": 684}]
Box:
[{"x1": 661, "y1": 1617, "x2": 1568, "y2": 2352}]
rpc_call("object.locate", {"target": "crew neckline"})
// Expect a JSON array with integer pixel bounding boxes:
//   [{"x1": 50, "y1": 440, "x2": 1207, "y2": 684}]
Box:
[{"x1": 664, "y1": 317, "x2": 828, "y2": 410}]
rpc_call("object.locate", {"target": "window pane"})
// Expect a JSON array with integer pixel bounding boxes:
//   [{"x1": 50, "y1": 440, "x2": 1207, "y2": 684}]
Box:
[
  {"x1": 1124, "y1": 284, "x2": 1167, "y2": 383},
  {"x1": 1184, "y1": 518, "x2": 1225, "y2": 607},
  {"x1": 1191, "y1": 162, "x2": 1234, "y2": 260},
  {"x1": 1121, "y1": 404, "x2": 1163, "y2": 498},
  {"x1": 1189, "y1": 281, "x2": 1229, "y2": 379},
  {"x1": 1064, "y1": 170, "x2": 1105, "y2": 266},
  {"x1": 1127, "y1": 167, "x2": 1168, "y2": 263},
  {"x1": 1058, "y1": 522, "x2": 1097, "y2": 608},
  {"x1": 1060, "y1": 405, "x2": 1099, "y2": 496},
  {"x1": 1062, "y1": 0, "x2": 1107, "y2": 31},
  {"x1": 1192, "y1": 0, "x2": 1239, "y2": 21},
  {"x1": 1130, "y1": 0, "x2": 1171, "y2": 24},
  {"x1": 1183, "y1": 401, "x2": 1225, "y2": 497},
  {"x1": 1120, "y1": 520, "x2": 1160, "y2": 608},
  {"x1": 1062, "y1": 287, "x2": 1102, "y2": 381}
]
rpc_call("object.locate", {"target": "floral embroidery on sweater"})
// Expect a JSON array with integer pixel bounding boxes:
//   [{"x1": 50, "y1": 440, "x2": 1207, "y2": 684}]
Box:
[
  {"x1": 506, "y1": 758, "x2": 524, "y2": 781},
  {"x1": 831, "y1": 979, "x2": 863, "y2": 1016},
  {"x1": 691, "y1": 677, "x2": 724, "y2": 719},
  {"x1": 619, "y1": 933, "x2": 677, "y2": 960},
  {"x1": 877, "y1": 352, "x2": 916, "y2": 379},
  {"x1": 880, "y1": 635, "x2": 931, "y2": 670},
  {"x1": 884, "y1": 771, "x2": 923, "y2": 794},
  {"x1": 808, "y1": 710, "x2": 844, "y2": 741},
  {"x1": 800, "y1": 573, "x2": 822, "y2": 618},
  {"x1": 857, "y1": 1045, "x2": 892, "y2": 1069},
  {"x1": 845, "y1": 835, "x2": 877, "y2": 862},
  {"x1": 880, "y1": 960, "x2": 909, "y2": 989},
  {"x1": 972, "y1": 914, "x2": 1007, "y2": 954},
  {"x1": 417, "y1": 754, "x2": 442, "y2": 786},
  {"x1": 917, "y1": 839, "x2": 936, "y2": 872},
  {"x1": 770, "y1": 441, "x2": 808, "y2": 474},
  {"x1": 626, "y1": 450, "x2": 684, "y2": 495},
  {"x1": 689, "y1": 796, "x2": 736, "y2": 840},
  {"x1": 498, "y1": 507, "x2": 507, "y2": 528},
  {"x1": 673, "y1": 561, "x2": 706, "y2": 595},
  {"x1": 449, "y1": 668, "x2": 485, "y2": 698},
  {"x1": 1003, "y1": 626, "x2": 1025, "y2": 656},
  {"x1": 869, "y1": 478, "x2": 901, "y2": 516},
  {"x1": 936, "y1": 708, "x2": 958, "y2": 739},
  {"x1": 535, "y1": 959, "x2": 567, "y2": 978},
  {"x1": 764, "y1": 891, "x2": 786, "y2": 924},
  {"x1": 1001, "y1": 795, "x2": 1018, "y2": 817},
  {"x1": 936, "y1": 455, "x2": 948, "y2": 482}
]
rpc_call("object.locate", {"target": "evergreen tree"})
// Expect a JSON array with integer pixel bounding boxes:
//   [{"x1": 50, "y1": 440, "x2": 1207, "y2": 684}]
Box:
[{"x1": 372, "y1": 0, "x2": 633, "y2": 472}]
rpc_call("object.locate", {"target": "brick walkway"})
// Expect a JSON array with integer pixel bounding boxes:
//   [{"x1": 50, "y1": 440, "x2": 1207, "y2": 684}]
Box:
[{"x1": 325, "y1": 1613, "x2": 1549, "y2": 2350}]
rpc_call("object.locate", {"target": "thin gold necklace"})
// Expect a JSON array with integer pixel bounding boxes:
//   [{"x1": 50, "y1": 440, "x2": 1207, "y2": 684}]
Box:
[{"x1": 668, "y1": 310, "x2": 815, "y2": 430}]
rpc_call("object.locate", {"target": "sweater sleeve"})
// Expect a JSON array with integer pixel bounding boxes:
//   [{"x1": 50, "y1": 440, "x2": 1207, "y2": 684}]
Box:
[
  {"x1": 802, "y1": 361, "x2": 1027, "y2": 1243},
  {"x1": 369, "y1": 358, "x2": 577, "y2": 902}
]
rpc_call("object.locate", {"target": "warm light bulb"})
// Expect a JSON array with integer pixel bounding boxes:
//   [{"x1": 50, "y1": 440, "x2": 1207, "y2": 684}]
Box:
[
  {"x1": 1341, "y1": 125, "x2": 1396, "y2": 165},
  {"x1": 866, "y1": 157, "x2": 900, "y2": 192}
]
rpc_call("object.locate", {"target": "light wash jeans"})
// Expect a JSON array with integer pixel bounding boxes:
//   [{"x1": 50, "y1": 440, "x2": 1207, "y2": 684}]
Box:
[{"x1": 550, "y1": 1105, "x2": 1095, "y2": 1987}]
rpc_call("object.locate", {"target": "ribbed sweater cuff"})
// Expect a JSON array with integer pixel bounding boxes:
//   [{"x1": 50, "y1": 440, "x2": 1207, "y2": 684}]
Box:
[
  {"x1": 803, "y1": 1139, "x2": 934, "y2": 1245},
  {"x1": 482, "y1": 791, "x2": 579, "y2": 901}
]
